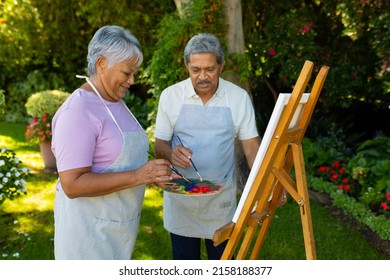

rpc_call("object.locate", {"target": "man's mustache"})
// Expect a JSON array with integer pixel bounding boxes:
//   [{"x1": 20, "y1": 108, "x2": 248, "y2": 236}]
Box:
[{"x1": 196, "y1": 80, "x2": 211, "y2": 85}]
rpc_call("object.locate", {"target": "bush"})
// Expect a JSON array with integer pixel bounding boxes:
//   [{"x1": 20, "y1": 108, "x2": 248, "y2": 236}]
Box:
[
  {"x1": 3, "y1": 70, "x2": 66, "y2": 122},
  {"x1": 308, "y1": 176, "x2": 390, "y2": 241},
  {"x1": 0, "y1": 148, "x2": 30, "y2": 205},
  {"x1": 24, "y1": 90, "x2": 70, "y2": 143},
  {"x1": 347, "y1": 136, "x2": 390, "y2": 213},
  {"x1": 25, "y1": 90, "x2": 70, "y2": 117}
]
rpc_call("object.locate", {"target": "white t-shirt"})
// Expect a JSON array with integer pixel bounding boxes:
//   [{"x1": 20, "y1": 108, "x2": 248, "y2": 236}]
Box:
[{"x1": 154, "y1": 77, "x2": 258, "y2": 141}]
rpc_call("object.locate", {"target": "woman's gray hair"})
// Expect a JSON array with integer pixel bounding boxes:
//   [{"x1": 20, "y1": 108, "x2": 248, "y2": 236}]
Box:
[
  {"x1": 184, "y1": 33, "x2": 224, "y2": 65},
  {"x1": 86, "y1": 25, "x2": 143, "y2": 76}
]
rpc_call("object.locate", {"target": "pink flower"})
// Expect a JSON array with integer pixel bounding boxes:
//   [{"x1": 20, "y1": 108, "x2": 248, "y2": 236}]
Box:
[
  {"x1": 267, "y1": 49, "x2": 276, "y2": 56},
  {"x1": 301, "y1": 24, "x2": 310, "y2": 33}
]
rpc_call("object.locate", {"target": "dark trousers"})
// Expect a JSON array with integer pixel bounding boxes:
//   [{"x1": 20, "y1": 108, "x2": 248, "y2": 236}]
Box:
[{"x1": 170, "y1": 232, "x2": 228, "y2": 260}]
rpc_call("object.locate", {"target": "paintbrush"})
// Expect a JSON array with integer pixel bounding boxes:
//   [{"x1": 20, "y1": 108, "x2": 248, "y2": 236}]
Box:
[
  {"x1": 147, "y1": 151, "x2": 192, "y2": 183},
  {"x1": 176, "y1": 136, "x2": 203, "y2": 181}
]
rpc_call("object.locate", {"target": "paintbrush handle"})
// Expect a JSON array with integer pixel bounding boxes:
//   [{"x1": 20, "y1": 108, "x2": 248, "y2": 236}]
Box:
[{"x1": 176, "y1": 136, "x2": 203, "y2": 181}]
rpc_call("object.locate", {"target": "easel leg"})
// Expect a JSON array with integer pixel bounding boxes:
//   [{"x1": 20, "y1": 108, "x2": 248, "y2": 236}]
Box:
[{"x1": 291, "y1": 143, "x2": 317, "y2": 260}]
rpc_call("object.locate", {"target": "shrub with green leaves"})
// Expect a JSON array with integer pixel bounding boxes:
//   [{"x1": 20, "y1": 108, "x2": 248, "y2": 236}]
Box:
[
  {"x1": 347, "y1": 136, "x2": 390, "y2": 212},
  {"x1": 25, "y1": 90, "x2": 70, "y2": 118}
]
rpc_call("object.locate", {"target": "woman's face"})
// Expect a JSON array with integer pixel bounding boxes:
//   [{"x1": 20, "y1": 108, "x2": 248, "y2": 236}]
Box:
[{"x1": 97, "y1": 57, "x2": 139, "y2": 102}]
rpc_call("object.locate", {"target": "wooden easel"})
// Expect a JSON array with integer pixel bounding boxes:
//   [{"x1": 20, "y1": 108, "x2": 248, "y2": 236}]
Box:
[{"x1": 213, "y1": 60, "x2": 330, "y2": 260}]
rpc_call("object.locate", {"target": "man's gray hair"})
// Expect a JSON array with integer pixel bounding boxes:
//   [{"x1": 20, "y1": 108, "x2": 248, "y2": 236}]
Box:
[
  {"x1": 86, "y1": 25, "x2": 143, "y2": 76},
  {"x1": 184, "y1": 33, "x2": 224, "y2": 65}
]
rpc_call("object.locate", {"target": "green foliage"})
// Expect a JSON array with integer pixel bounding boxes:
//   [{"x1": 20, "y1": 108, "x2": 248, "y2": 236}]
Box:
[
  {"x1": 0, "y1": 0, "x2": 175, "y2": 122},
  {"x1": 123, "y1": 92, "x2": 149, "y2": 129},
  {"x1": 0, "y1": 89, "x2": 5, "y2": 115},
  {"x1": 305, "y1": 132, "x2": 390, "y2": 217},
  {"x1": 347, "y1": 136, "x2": 390, "y2": 210},
  {"x1": 242, "y1": 0, "x2": 389, "y2": 138},
  {"x1": 302, "y1": 125, "x2": 353, "y2": 174},
  {"x1": 145, "y1": 0, "x2": 227, "y2": 124},
  {"x1": 25, "y1": 90, "x2": 70, "y2": 118},
  {"x1": 0, "y1": 0, "x2": 45, "y2": 71},
  {"x1": 308, "y1": 175, "x2": 390, "y2": 241},
  {"x1": 3, "y1": 70, "x2": 66, "y2": 122}
]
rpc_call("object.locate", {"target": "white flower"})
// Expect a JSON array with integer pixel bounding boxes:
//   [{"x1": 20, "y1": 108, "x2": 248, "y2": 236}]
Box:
[
  {"x1": 12, "y1": 252, "x2": 20, "y2": 258},
  {"x1": 0, "y1": 148, "x2": 30, "y2": 203},
  {"x1": 2, "y1": 253, "x2": 8, "y2": 257}
]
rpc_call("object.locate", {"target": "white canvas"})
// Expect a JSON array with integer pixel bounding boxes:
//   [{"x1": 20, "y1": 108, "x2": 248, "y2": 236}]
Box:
[{"x1": 233, "y1": 93, "x2": 310, "y2": 222}]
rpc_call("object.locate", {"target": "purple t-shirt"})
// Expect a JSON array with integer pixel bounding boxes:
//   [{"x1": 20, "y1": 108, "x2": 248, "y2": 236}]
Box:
[{"x1": 52, "y1": 88, "x2": 142, "y2": 173}]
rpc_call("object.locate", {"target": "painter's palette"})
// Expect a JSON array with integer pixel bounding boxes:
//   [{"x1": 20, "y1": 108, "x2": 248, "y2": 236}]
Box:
[{"x1": 163, "y1": 178, "x2": 222, "y2": 196}]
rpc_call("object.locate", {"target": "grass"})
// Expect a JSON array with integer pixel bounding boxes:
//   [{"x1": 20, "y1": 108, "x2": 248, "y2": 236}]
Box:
[{"x1": 0, "y1": 121, "x2": 389, "y2": 260}]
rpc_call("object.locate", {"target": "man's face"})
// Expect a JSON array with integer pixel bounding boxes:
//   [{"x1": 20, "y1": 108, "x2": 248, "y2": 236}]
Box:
[{"x1": 186, "y1": 53, "x2": 224, "y2": 98}]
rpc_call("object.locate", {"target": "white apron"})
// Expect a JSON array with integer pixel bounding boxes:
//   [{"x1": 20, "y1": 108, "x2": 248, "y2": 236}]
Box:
[
  {"x1": 54, "y1": 77, "x2": 148, "y2": 259},
  {"x1": 163, "y1": 88, "x2": 236, "y2": 239}
]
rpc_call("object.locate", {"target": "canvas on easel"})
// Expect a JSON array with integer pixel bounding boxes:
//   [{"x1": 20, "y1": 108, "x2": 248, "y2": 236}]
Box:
[{"x1": 212, "y1": 60, "x2": 330, "y2": 260}]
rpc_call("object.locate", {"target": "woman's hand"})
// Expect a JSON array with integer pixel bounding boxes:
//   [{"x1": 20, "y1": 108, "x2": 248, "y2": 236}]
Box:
[{"x1": 136, "y1": 159, "x2": 179, "y2": 187}]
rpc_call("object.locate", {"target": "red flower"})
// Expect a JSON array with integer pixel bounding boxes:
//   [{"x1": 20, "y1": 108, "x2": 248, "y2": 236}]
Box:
[
  {"x1": 342, "y1": 178, "x2": 349, "y2": 184},
  {"x1": 381, "y1": 202, "x2": 388, "y2": 211},
  {"x1": 339, "y1": 168, "x2": 345, "y2": 174},
  {"x1": 317, "y1": 166, "x2": 329, "y2": 172},
  {"x1": 330, "y1": 173, "x2": 338, "y2": 181},
  {"x1": 385, "y1": 193, "x2": 390, "y2": 201},
  {"x1": 267, "y1": 49, "x2": 276, "y2": 56},
  {"x1": 331, "y1": 161, "x2": 341, "y2": 168},
  {"x1": 301, "y1": 24, "x2": 310, "y2": 33},
  {"x1": 338, "y1": 184, "x2": 343, "y2": 190},
  {"x1": 343, "y1": 185, "x2": 351, "y2": 191},
  {"x1": 25, "y1": 113, "x2": 53, "y2": 143}
]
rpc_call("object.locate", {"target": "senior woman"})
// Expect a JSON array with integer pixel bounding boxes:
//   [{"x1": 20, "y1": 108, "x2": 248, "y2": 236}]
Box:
[{"x1": 51, "y1": 25, "x2": 175, "y2": 260}]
